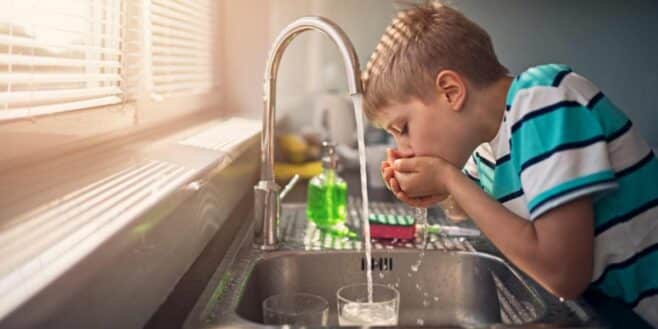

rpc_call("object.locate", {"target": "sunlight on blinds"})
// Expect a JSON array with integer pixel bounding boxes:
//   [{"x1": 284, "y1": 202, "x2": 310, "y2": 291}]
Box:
[
  {"x1": 0, "y1": 0, "x2": 123, "y2": 121},
  {"x1": 149, "y1": 0, "x2": 215, "y2": 99}
]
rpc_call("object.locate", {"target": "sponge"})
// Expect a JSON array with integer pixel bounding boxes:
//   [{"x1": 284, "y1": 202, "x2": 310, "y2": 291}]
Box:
[{"x1": 368, "y1": 213, "x2": 415, "y2": 240}]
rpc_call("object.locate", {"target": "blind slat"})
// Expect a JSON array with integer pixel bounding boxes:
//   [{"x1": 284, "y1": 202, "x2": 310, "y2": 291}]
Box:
[
  {"x1": 150, "y1": 35, "x2": 208, "y2": 50},
  {"x1": 0, "y1": 73, "x2": 121, "y2": 84},
  {"x1": 151, "y1": 6, "x2": 210, "y2": 31},
  {"x1": 0, "y1": 87, "x2": 121, "y2": 104},
  {"x1": 152, "y1": 0, "x2": 209, "y2": 21},
  {"x1": 0, "y1": 96, "x2": 122, "y2": 121},
  {"x1": 0, "y1": 54, "x2": 120, "y2": 69},
  {"x1": 0, "y1": 35, "x2": 121, "y2": 56},
  {"x1": 151, "y1": 11, "x2": 209, "y2": 34}
]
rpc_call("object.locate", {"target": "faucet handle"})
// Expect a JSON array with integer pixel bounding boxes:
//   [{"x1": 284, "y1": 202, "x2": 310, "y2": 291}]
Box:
[{"x1": 279, "y1": 174, "x2": 300, "y2": 201}]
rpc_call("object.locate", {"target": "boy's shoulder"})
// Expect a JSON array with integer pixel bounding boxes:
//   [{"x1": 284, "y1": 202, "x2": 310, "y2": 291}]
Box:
[{"x1": 506, "y1": 63, "x2": 574, "y2": 107}]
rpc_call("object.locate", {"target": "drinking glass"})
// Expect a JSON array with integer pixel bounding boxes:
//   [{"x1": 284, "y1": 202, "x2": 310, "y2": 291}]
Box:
[{"x1": 262, "y1": 293, "x2": 329, "y2": 325}]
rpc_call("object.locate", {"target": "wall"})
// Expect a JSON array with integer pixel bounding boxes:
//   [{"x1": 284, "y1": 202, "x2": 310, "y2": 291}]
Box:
[
  {"x1": 454, "y1": 0, "x2": 658, "y2": 146},
  {"x1": 254, "y1": 0, "x2": 658, "y2": 146}
]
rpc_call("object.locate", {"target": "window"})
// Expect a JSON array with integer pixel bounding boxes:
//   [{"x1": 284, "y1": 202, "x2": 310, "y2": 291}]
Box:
[
  {"x1": 149, "y1": 0, "x2": 215, "y2": 99},
  {"x1": 0, "y1": 0, "x2": 123, "y2": 121},
  {"x1": 0, "y1": 0, "x2": 218, "y2": 122}
]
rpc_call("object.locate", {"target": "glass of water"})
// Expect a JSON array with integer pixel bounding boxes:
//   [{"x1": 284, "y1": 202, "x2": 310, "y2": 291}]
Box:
[
  {"x1": 337, "y1": 283, "x2": 400, "y2": 326},
  {"x1": 262, "y1": 293, "x2": 329, "y2": 325}
]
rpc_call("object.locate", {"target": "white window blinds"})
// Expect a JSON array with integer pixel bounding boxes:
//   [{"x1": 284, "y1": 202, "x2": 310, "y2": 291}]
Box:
[
  {"x1": 149, "y1": 0, "x2": 215, "y2": 99},
  {"x1": 0, "y1": 0, "x2": 124, "y2": 121}
]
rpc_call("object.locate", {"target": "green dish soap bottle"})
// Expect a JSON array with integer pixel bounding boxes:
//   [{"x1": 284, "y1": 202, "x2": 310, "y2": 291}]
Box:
[{"x1": 307, "y1": 141, "x2": 348, "y2": 233}]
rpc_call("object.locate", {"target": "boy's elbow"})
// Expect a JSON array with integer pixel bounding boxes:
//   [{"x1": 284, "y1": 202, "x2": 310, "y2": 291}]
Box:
[{"x1": 543, "y1": 266, "x2": 592, "y2": 300}]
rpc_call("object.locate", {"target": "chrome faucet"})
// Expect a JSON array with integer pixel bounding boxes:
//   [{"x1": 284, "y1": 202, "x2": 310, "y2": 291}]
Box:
[{"x1": 254, "y1": 16, "x2": 363, "y2": 250}]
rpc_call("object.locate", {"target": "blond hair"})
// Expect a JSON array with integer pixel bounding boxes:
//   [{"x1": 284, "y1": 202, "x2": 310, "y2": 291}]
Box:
[{"x1": 362, "y1": 1, "x2": 508, "y2": 121}]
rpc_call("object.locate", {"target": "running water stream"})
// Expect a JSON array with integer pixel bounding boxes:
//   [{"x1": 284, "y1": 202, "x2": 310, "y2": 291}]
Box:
[{"x1": 351, "y1": 94, "x2": 373, "y2": 302}]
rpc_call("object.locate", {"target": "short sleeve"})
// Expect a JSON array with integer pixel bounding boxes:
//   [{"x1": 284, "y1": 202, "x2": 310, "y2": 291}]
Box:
[
  {"x1": 509, "y1": 84, "x2": 618, "y2": 220},
  {"x1": 462, "y1": 153, "x2": 481, "y2": 184}
]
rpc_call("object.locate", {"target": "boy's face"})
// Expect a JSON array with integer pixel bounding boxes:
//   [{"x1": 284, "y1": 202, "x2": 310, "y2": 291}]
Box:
[{"x1": 377, "y1": 97, "x2": 474, "y2": 168}]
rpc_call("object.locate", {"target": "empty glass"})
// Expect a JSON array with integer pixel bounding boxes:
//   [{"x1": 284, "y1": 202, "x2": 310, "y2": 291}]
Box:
[
  {"x1": 337, "y1": 283, "x2": 400, "y2": 326},
  {"x1": 262, "y1": 293, "x2": 329, "y2": 325}
]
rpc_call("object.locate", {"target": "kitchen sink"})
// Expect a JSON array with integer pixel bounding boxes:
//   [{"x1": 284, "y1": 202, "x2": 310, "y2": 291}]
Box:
[
  {"x1": 185, "y1": 202, "x2": 606, "y2": 328},
  {"x1": 236, "y1": 250, "x2": 545, "y2": 327}
]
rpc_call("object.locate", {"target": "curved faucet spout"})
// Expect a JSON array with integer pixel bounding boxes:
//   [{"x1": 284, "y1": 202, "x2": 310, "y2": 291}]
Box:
[{"x1": 254, "y1": 16, "x2": 363, "y2": 250}]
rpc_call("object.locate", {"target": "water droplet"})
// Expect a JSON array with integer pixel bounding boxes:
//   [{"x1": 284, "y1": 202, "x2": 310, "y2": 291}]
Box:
[
  {"x1": 423, "y1": 292, "x2": 429, "y2": 297},
  {"x1": 559, "y1": 297, "x2": 565, "y2": 303},
  {"x1": 416, "y1": 318, "x2": 424, "y2": 326},
  {"x1": 408, "y1": 273, "x2": 412, "y2": 277},
  {"x1": 378, "y1": 272, "x2": 384, "y2": 279},
  {"x1": 394, "y1": 283, "x2": 399, "y2": 288},
  {"x1": 416, "y1": 283, "x2": 421, "y2": 290},
  {"x1": 422, "y1": 300, "x2": 430, "y2": 307},
  {"x1": 410, "y1": 264, "x2": 419, "y2": 272},
  {"x1": 433, "y1": 297, "x2": 439, "y2": 301}
]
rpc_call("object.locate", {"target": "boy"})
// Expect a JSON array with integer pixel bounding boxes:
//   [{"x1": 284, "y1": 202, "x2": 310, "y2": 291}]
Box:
[{"x1": 365, "y1": 2, "x2": 658, "y2": 327}]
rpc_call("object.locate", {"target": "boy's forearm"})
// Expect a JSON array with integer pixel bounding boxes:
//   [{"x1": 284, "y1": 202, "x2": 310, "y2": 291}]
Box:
[{"x1": 442, "y1": 166, "x2": 588, "y2": 298}]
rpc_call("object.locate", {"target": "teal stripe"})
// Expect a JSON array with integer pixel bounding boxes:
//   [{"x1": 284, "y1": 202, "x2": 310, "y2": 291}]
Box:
[
  {"x1": 507, "y1": 64, "x2": 572, "y2": 106},
  {"x1": 510, "y1": 106, "x2": 604, "y2": 168},
  {"x1": 595, "y1": 158, "x2": 658, "y2": 228},
  {"x1": 528, "y1": 170, "x2": 616, "y2": 211},
  {"x1": 476, "y1": 158, "x2": 495, "y2": 196},
  {"x1": 492, "y1": 160, "x2": 522, "y2": 200},
  {"x1": 594, "y1": 248, "x2": 658, "y2": 304},
  {"x1": 590, "y1": 96, "x2": 630, "y2": 138}
]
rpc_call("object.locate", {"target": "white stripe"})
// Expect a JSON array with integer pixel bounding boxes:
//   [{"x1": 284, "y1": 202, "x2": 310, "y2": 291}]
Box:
[
  {"x1": 490, "y1": 119, "x2": 510, "y2": 159},
  {"x1": 608, "y1": 126, "x2": 652, "y2": 173},
  {"x1": 531, "y1": 182, "x2": 617, "y2": 220},
  {"x1": 463, "y1": 155, "x2": 479, "y2": 179},
  {"x1": 521, "y1": 141, "x2": 612, "y2": 204},
  {"x1": 502, "y1": 194, "x2": 531, "y2": 219},
  {"x1": 561, "y1": 72, "x2": 600, "y2": 104},
  {"x1": 634, "y1": 294, "x2": 658, "y2": 328},
  {"x1": 592, "y1": 206, "x2": 658, "y2": 281}
]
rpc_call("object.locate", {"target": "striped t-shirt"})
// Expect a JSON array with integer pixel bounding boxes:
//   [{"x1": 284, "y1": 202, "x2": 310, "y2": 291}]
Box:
[{"x1": 463, "y1": 64, "x2": 658, "y2": 327}]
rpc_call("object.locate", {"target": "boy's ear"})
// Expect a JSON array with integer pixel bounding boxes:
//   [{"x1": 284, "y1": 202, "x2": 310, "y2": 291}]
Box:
[{"x1": 435, "y1": 70, "x2": 466, "y2": 112}]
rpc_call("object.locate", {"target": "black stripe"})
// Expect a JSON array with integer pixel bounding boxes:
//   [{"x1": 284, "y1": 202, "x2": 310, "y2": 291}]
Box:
[
  {"x1": 629, "y1": 288, "x2": 658, "y2": 308},
  {"x1": 591, "y1": 243, "x2": 658, "y2": 288},
  {"x1": 498, "y1": 189, "x2": 524, "y2": 203},
  {"x1": 617, "y1": 151, "x2": 654, "y2": 178},
  {"x1": 606, "y1": 120, "x2": 632, "y2": 142},
  {"x1": 529, "y1": 177, "x2": 617, "y2": 215},
  {"x1": 511, "y1": 100, "x2": 582, "y2": 133},
  {"x1": 552, "y1": 69, "x2": 572, "y2": 87},
  {"x1": 476, "y1": 153, "x2": 495, "y2": 169},
  {"x1": 519, "y1": 135, "x2": 606, "y2": 174},
  {"x1": 586, "y1": 91, "x2": 605, "y2": 109},
  {"x1": 595, "y1": 196, "x2": 658, "y2": 236},
  {"x1": 496, "y1": 153, "x2": 511, "y2": 165}
]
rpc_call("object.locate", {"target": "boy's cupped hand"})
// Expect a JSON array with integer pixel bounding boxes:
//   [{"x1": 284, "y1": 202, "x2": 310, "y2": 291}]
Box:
[{"x1": 380, "y1": 148, "x2": 449, "y2": 208}]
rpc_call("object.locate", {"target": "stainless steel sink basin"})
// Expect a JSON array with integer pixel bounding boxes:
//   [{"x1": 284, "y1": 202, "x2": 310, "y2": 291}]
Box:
[
  {"x1": 235, "y1": 250, "x2": 545, "y2": 327},
  {"x1": 186, "y1": 202, "x2": 604, "y2": 329}
]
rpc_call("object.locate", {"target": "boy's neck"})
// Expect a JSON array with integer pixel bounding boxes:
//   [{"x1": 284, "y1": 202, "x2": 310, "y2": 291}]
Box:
[{"x1": 475, "y1": 75, "x2": 513, "y2": 143}]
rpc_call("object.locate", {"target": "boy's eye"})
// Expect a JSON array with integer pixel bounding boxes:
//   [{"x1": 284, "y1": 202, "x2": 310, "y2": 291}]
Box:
[{"x1": 399, "y1": 124, "x2": 408, "y2": 135}]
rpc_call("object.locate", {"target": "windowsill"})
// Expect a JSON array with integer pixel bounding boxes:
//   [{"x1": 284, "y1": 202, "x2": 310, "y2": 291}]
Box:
[{"x1": 0, "y1": 109, "x2": 262, "y2": 320}]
